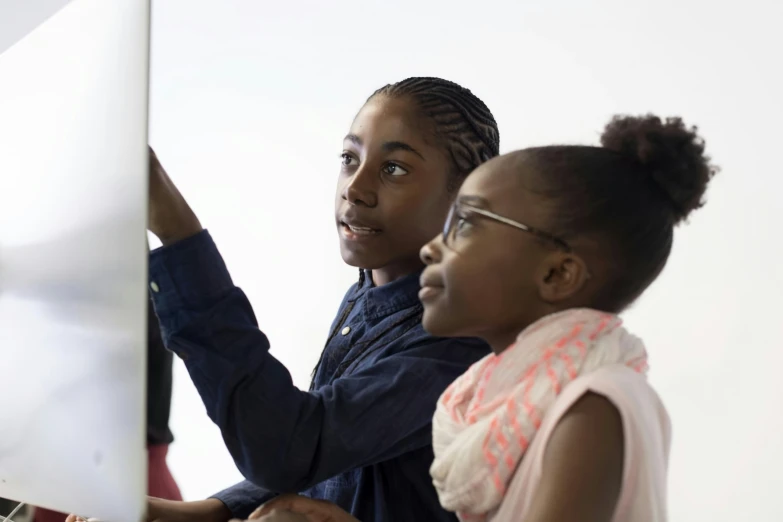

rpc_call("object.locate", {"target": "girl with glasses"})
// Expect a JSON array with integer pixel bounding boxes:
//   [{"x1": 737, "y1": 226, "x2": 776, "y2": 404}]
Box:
[{"x1": 254, "y1": 114, "x2": 717, "y2": 522}]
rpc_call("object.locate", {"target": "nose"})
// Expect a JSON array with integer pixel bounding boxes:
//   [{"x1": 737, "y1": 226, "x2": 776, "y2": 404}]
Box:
[
  {"x1": 342, "y1": 164, "x2": 377, "y2": 207},
  {"x1": 420, "y1": 234, "x2": 444, "y2": 266}
]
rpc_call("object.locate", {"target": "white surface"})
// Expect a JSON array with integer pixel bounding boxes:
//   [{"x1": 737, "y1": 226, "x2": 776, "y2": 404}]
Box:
[
  {"x1": 0, "y1": 1, "x2": 149, "y2": 521},
  {"x1": 0, "y1": 0, "x2": 73, "y2": 55},
  {"x1": 146, "y1": 2, "x2": 783, "y2": 520}
]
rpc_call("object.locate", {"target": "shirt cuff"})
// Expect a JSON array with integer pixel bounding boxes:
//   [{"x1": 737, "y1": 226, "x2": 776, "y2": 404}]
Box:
[
  {"x1": 148, "y1": 230, "x2": 234, "y2": 332},
  {"x1": 210, "y1": 482, "x2": 277, "y2": 519}
]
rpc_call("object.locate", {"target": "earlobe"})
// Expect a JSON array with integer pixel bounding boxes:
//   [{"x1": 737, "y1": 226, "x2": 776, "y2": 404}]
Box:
[{"x1": 538, "y1": 254, "x2": 589, "y2": 303}]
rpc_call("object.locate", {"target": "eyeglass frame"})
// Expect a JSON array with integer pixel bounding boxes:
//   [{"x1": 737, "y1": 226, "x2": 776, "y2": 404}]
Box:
[{"x1": 442, "y1": 200, "x2": 573, "y2": 252}]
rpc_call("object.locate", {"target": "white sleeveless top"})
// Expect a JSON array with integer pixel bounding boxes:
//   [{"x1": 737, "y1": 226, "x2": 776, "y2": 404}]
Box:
[{"x1": 487, "y1": 365, "x2": 671, "y2": 521}]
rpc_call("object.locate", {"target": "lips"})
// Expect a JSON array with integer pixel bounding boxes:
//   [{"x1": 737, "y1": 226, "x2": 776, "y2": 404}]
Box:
[
  {"x1": 419, "y1": 273, "x2": 443, "y2": 289},
  {"x1": 419, "y1": 270, "x2": 444, "y2": 302},
  {"x1": 418, "y1": 285, "x2": 443, "y2": 301},
  {"x1": 342, "y1": 222, "x2": 379, "y2": 235},
  {"x1": 339, "y1": 211, "x2": 382, "y2": 239}
]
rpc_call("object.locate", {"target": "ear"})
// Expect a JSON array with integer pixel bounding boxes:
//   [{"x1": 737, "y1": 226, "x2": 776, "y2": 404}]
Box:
[{"x1": 536, "y1": 252, "x2": 591, "y2": 304}]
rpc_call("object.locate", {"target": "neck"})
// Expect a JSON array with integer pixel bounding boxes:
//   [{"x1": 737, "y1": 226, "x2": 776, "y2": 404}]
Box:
[
  {"x1": 485, "y1": 304, "x2": 573, "y2": 354},
  {"x1": 369, "y1": 259, "x2": 424, "y2": 287},
  {"x1": 482, "y1": 314, "x2": 551, "y2": 355},
  {"x1": 484, "y1": 329, "x2": 523, "y2": 355}
]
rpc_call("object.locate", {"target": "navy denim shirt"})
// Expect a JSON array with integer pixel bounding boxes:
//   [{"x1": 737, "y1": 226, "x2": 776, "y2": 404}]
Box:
[{"x1": 149, "y1": 231, "x2": 490, "y2": 522}]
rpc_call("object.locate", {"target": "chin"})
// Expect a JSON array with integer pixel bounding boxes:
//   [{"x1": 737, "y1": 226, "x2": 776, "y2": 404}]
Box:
[
  {"x1": 339, "y1": 244, "x2": 382, "y2": 271},
  {"x1": 423, "y1": 307, "x2": 479, "y2": 339},
  {"x1": 421, "y1": 307, "x2": 456, "y2": 338}
]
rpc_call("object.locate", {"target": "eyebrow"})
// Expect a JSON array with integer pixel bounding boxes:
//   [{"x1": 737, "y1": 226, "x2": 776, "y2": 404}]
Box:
[
  {"x1": 457, "y1": 194, "x2": 492, "y2": 208},
  {"x1": 344, "y1": 134, "x2": 362, "y2": 146},
  {"x1": 343, "y1": 134, "x2": 425, "y2": 161}
]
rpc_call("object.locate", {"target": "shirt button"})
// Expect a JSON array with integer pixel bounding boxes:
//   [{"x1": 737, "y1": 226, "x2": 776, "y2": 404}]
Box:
[
  {"x1": 150, "y1": 282, "x2": 160, "y2": 293},
  {"x1": 341, "y1": 326, "x2": 351, "y2": 335}
]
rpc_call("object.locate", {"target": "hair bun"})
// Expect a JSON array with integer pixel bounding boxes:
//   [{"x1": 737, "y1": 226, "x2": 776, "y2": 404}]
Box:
[{"x1": 601, "y1": 114, "x2": 718, "y2": 224}]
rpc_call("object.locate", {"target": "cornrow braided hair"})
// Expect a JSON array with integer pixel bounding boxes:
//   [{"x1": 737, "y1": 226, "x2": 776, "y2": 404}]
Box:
[
  {"x1": 371, "y1": 77, "x2": 500, "y2": 185},
  {"x1": 310, "y1": 78, "x2": 499, "y2": 387}
]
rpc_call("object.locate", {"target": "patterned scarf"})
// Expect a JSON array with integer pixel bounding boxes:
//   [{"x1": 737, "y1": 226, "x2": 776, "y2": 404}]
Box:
[{"x1": 430, "y1": 308, "x2": 649, "y2": 520}]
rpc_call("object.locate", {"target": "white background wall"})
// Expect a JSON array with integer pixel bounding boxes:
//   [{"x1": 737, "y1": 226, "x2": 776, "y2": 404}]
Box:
[
  {"x1": 4, "y1": 0, "x2": 782, "y2": 520},
  {"x1": 149, "y1": 1, "x2": 783, "y2": 519},
  {"x1": 147, "y1": 2, "x2": 783, "y2": 520}
]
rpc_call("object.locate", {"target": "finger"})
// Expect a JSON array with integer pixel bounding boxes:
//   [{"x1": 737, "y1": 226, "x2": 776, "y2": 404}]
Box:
[
  {"x1": 247, "y1": 509, "x2": 284, "y2": 522},
  {"x1": 248, "y1": 504, "x2": 266, "y2": 519},
  {"x1": 250, "y1": 496, "x2": 298, "y2": 519},
  {"x1": 250, "y1": 500, "x2": 280, "y2": 518}
]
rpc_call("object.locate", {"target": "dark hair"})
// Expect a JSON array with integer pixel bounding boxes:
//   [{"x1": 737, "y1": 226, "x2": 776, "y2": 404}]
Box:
[
  {"x1": 371, "y1": 77, "x2": 500, "y2": 188},
  {"x1": 311, "y1": 79, "x2": 499, "y2": 386},
  {"x1": 525, "y1": 114, "x2": 718, "y2": 312}
]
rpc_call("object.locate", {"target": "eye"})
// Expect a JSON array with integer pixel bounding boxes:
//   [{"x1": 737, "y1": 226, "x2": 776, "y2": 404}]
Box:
[
  {"x1": 382, "y1": 162, "x2": 409, "y2": 176},
  {"x1": 455, "y1": 217, "x2": 472, "y2": 234},
  {"x1": 454, "y1": 210, "x2": 474, "y2": 235},
  {"x1": 340, "y1": 153, "x2": 358, "y2": 167}
]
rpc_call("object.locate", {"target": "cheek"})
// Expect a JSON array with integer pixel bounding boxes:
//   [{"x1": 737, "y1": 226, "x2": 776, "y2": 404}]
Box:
[
  {"x1": 449, "y1": 250, "x2": 532, "y2": 316},
  {"x1": 401, "y1": 193, "x2": 451, "y2": 239},
  {"x1": 463, "y1": 267, "x2": 506, "y2": 314},
  {"x1": 334, "y1": 177, "x2": 347, "y2": 206},
  {"x1": 442, "y1": 257, "x2": 498, "y2": 311}
]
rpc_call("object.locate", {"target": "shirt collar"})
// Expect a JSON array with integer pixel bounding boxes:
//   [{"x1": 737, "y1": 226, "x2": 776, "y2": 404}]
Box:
[{"x1": 352, "y1": 269, "x2": 423, "y2": 321}]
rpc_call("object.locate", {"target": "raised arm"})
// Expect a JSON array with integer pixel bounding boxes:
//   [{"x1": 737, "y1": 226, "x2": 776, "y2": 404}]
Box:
[
  {"x1": 145, "y1": 149, "x2": 485, "y2": 495},
  {"x1": 149, "y1": 229, "x2": 480, "y2": 491}
]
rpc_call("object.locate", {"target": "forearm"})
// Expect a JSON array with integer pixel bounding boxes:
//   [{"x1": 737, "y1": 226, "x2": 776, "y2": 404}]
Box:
[
  {"x1": 149, "y1": 231, "x2": 325, "y2": 490},
  {"x1": 148, "y1": 232, "x2": 480, "y2": 495},
  {"x1": 146, "y1": 498, "x2": 232, "y2": 522},
  {"x1": 147, "y1": 146, "x2": 203, "y2": 247}
]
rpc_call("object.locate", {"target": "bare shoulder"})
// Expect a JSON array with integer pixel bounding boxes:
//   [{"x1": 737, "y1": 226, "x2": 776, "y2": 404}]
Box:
[{"x1": 523, "y1": 391, "x2": 625, "y2": 522}]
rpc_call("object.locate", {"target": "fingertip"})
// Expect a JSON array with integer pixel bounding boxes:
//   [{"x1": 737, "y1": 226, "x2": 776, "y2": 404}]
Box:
[{"x1": 249, "y1": 501, "x2": 276, "y2": 519}]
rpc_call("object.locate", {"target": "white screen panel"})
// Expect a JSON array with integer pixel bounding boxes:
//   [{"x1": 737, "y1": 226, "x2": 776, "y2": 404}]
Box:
[{"x1": 0, "y1": 1, "x2": 150, "y2": 521}]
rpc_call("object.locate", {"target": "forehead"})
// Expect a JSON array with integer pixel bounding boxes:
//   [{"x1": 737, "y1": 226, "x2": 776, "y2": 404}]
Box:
[
  {"x1": 458, "y1": 154, "x2": 543, "y2": 220},
  {"x1": 350, "y1": 96, "x2": 429, "y2": 143}
]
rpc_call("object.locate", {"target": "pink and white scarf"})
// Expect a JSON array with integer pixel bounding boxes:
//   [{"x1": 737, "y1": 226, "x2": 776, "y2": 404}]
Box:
[{"x1": 430, "y1": 308, "x2": 649, "y2": 520}]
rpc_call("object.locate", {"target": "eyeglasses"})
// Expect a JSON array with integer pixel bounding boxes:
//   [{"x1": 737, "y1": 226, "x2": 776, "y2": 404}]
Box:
[{"x1": 442, "y1": 200, "x2": 572, "y2": 253}]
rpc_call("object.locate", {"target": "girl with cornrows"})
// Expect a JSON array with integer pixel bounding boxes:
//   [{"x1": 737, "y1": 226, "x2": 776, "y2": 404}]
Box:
[{"x1": 136, "y1": 77, "x2": 498, "y2": 522}]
